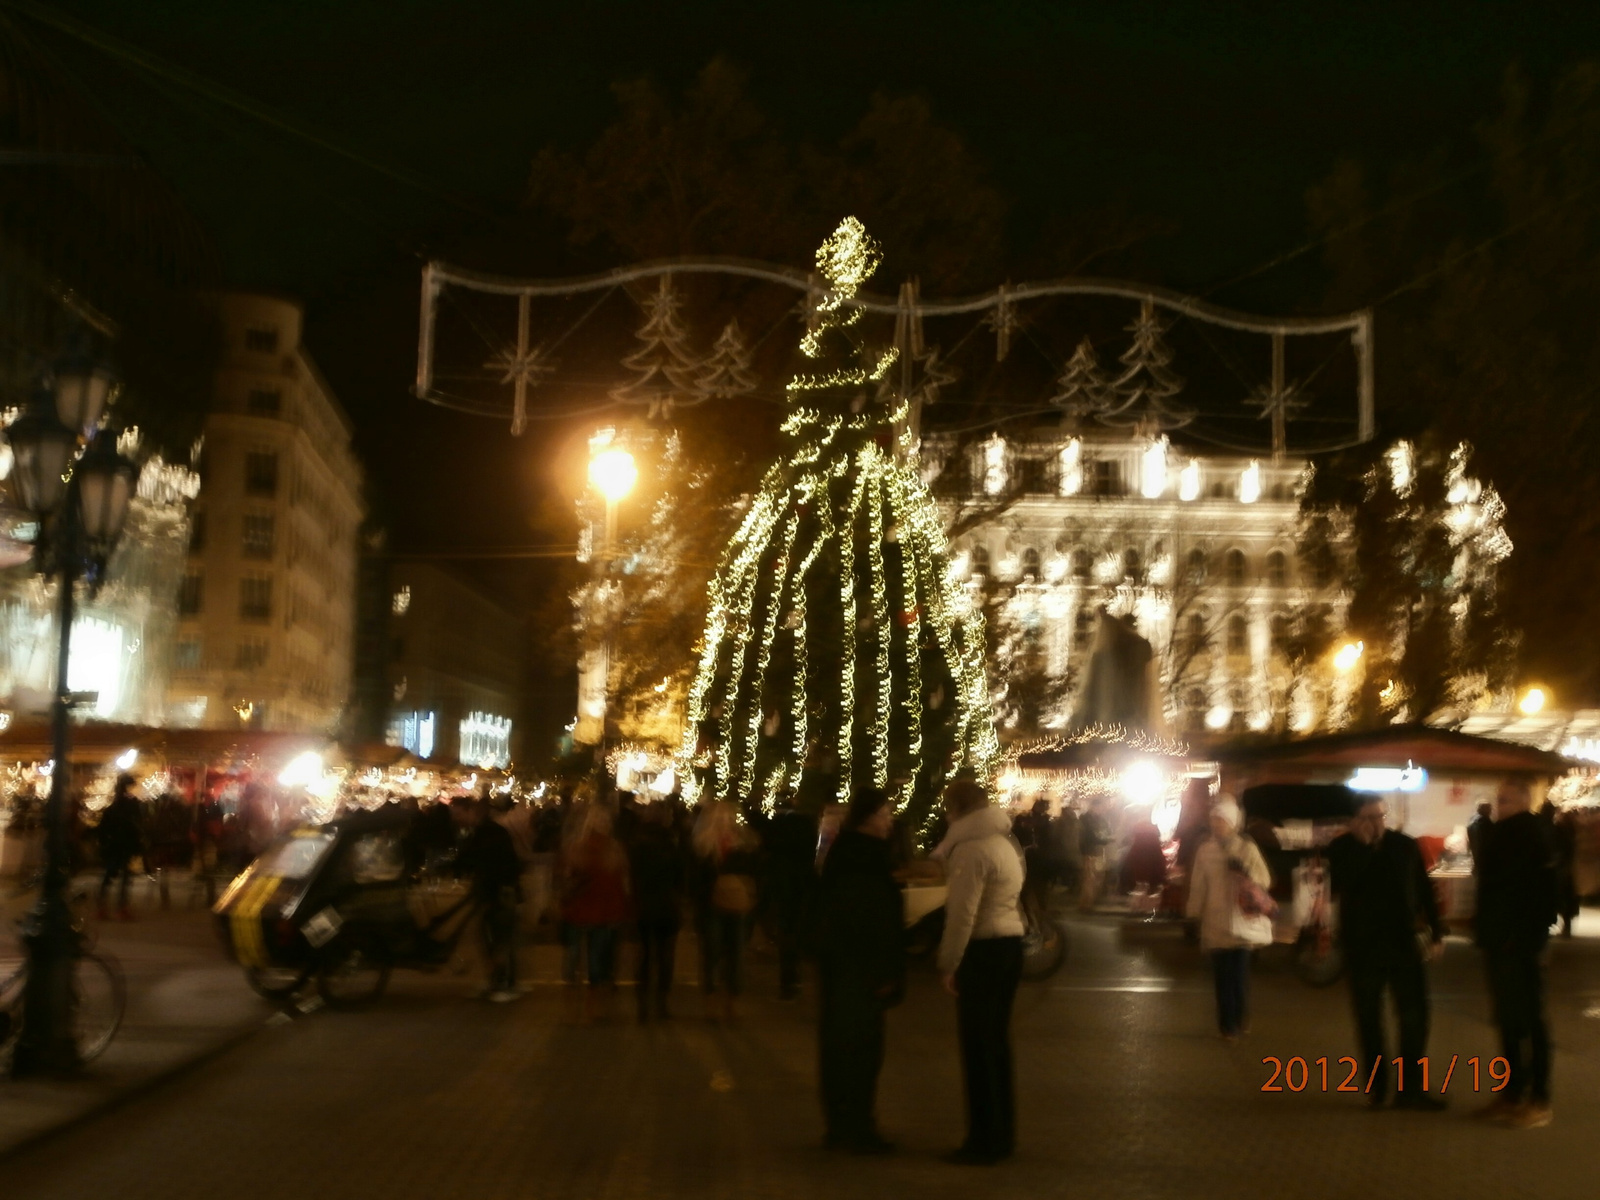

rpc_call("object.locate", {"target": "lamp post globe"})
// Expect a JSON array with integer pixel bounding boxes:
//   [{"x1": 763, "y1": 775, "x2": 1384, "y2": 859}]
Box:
[
  {"x1": 3, "y1": 388, "x2": 78, "y2": 518},
  {"x1": 76, "y1": 432, "x2": 139, "y2": 546},
  {"x1": 588, "y1": 446, "x2": 637, "y2": 503},
  {"x1": 50, "y1": 329, "x2": 117, "y2": 436}
]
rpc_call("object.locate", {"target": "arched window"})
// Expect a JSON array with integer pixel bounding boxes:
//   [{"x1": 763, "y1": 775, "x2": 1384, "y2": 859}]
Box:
[
  {"x1": 1227, "y1": 614, "x2": 1249, "y2": 655},
  {"x1": 1270, "y1": 614, "x2": 1290, "y2": 653},
  {"x1": 1185, "y1": 611, "x2": 1206, "y2": 653},
  {"x1": 1122, "y1": 547, "x2": 1142, "y2": 581},
  {"x1": 1186, "y1": 547, "x2": 1208, "y2": 583},
  {"x1": 1022, "y1": 547, "x2": 1041, "y2": 579},
  {"x1": 1266, "y1": 550, "x2": 1289, "y2": 588},
  {"x1": 1225, "y1": 549, "x2": 1247, "y2": 588},
  {"x1": 971, "y1": 545, "x2": 990, "y2": 576},
  {"x1": 1074, "y1": 608, "x2": 1095, "y2": 651},
  {"x1": 1071, "y1": 548, "x2": 1091, "y2": 581}
]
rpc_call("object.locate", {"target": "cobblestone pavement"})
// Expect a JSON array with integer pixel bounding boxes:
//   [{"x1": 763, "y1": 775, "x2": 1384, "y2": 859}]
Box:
[{"x1": 4, "y1": 909, "x2": 1598, "y2": 1200}]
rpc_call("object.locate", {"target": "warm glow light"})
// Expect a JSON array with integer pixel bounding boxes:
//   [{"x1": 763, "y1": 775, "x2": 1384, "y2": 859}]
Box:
[
  {"x1": 279, "y1": 750, "x2": 323, "y2": 788},
  {"x1": 1518, "y1": 686, "x2": 1547, "y2": 716},
  {"x1": 1333, "y1": 640, "x2": 1364, "y2": 673},
  {"x1": 1239, "y1": 460, "x2": 1261, "y2": 504},
  {"x1": 1179, "y1": 458, "x2": 1201, "y2": 502},
  {"x1": 1140, "y1": 436, "x2": 1168, "y2": 499},
  {"x1": 114, "y1": 748, "x2": 137, "y2": 770},
  {"x1": 1121, "y1": 760, "x2": 1165, "y2": 805},
  {"x1": 588, "y1": 447, "x2": 638, "y2": 502},
  {"x1": 1059, "y1": 438, "x2": 1082, "y2": 496}
]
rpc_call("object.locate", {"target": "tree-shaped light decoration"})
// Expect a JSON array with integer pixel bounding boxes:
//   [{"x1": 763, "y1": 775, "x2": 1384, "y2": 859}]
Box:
[
  {"x1": 1050, "y1": 336, "x2": 1112, "y2": 419},
  {"x1": 610, "y1": 275, "x2": 701, "y2": 418},
  {"x1": 696, "y1": 319, "x2": 758, "y2": 401},
  {"x1": 1101, "y1": 298, "x2": 1195, "y2": 429},
  {"x1": 682, "y1": 217, "x2": 996, "y2": 826}
]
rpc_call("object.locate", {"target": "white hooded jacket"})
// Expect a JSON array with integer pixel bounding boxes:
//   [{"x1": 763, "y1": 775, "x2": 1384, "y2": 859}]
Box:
[{"x1": 935, "y1": 805, "x2": 1026, "y2": 974}]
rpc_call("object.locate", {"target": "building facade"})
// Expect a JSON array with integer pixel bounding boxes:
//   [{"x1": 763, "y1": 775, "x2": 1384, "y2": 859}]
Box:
[
  {"x1": 373, "y1": 561, "x2": 525, "y2": 768},
  {"x1": 165, "y1": 293, "x2": 364, "y2": 733},
  {"x1": 925, "y1": 426, "x2": 1352, "y2": 739}
]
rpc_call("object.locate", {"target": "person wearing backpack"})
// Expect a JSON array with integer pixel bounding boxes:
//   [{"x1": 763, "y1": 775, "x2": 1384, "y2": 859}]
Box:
[{"x1": 1185, "y1": 796, "x2": 1272, "y2": 1039}]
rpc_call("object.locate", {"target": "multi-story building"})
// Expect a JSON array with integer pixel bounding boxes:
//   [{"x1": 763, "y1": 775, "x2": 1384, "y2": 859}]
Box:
[
  {"x1": 368, "y1": 561, "x2": 525, "y2": 768},
  {"x1": 924, "y1": 425, "x2": 1352, "y2": 739},
  {"x1": 165, "y1": 293, "x2": 364, "y2": 733}
]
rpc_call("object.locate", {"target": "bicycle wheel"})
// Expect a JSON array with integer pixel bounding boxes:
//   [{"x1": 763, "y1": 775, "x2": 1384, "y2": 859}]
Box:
[
  {"x1": 73, "y1": 952, "x2": 126, "y2": 1062},
  {"x1": 1019, "y1": 896, "x2": 1067, "y2": 982}
]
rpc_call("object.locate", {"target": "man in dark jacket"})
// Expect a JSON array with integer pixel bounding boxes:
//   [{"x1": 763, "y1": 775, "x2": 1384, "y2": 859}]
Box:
[
  {"x1": 1327, "y1": 798, "x2": 1446, "y2": 1110},
  {"x1": 453, "y1": 797, "x2": 523, "y2": 1002},
  {"x1": 629, "y1": 802, "x2": 685, "y2": 1021},
  {"x1": 1475, "y1": 778, "x2": 1558, "y2": 1128},
  {"x1": 815, "y1": 788, "x2": 905, "y2": 1155},
  {"x1": 765, "y1": 792, "x2": 818, "y2": 1000},
  {"x1": 97, "y1": 773, "x2": 145, "y2": 920}
]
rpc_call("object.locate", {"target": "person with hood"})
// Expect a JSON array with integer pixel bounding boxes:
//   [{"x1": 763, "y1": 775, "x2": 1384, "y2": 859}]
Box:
[
  {"x1": 934, "y1": 779, "x2": 1025, "y2": 1166},
  {"x1": 1185, "y1": 795, "x2": 1272, "y2": 1039},
  {"x1": 814, "y1": 788, "x2": 905, "y2": 1154}
]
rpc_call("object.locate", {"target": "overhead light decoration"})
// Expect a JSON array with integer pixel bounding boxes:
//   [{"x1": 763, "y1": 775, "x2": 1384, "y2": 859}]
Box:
[
  {"x1": 682, "y1": 217, "x2": 997, "y2": 830},
  {"x1": 114, "y1": 748, "x2": 137, "y2": 771},
  {"x1": 1349, "y1": 764, "x2": 1427, "y2": 793}
]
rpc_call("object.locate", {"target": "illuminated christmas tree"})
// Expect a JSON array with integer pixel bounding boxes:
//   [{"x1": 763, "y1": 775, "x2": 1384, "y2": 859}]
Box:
[
  {"x1": 610, "y1": 275, "x2": 700, "y2": 418},
  {"x1": 683, "y1": 218, "x2": 996, "y2": 827}
]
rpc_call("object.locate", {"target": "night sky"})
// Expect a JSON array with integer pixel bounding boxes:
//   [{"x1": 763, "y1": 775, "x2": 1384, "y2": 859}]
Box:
[{"x1": 13, "y1": 1, "x2": 1600, "y2": 688}]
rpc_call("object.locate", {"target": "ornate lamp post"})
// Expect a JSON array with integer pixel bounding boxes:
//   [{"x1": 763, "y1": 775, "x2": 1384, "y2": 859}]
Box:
[{"x1": 4, "y1": 341, "x2": 137, "y2": 1077}]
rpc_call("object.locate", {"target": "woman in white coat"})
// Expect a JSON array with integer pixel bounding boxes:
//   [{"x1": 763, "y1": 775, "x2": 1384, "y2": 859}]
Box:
[{"x1": 1185, "y1": 796, "x2": 1272, "y2": 1039}]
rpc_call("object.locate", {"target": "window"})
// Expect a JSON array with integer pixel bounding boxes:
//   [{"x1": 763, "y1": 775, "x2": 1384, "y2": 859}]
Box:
[
  {"x1": 971, "y1": 545, "x2": 990, "y2": 575},
  {"x1": 1266, "y1": 550, "x2": 1289, "y2": 588},
  {"x1": 1227, "y1": 614, "x2": 1249, "y2": 655},
  {"x1": 1270, "y1": 614, "x2": 1291, "y2": 654},
  {"x1": 1123, "y1": 547, "x2": 1142, "y2": 582},
  {"x1": 1186, "y1": 547, "x2": 1207, "y2": 583},
  {"x1": 391, "y1": 585, "x2": 411, "y2": 615},
  {"x1": 1185, "y1": 612, "x2": 1206, "y2": 653},
  {"x1": 1089, "y1": 458, "x2": 1124, "y2": 496},
  {"x1": 244, "y1": 327, "x2": 279, "y2": 353},
  {"x1": 187, "y1": 511, "x2": 206, "y2": 555},
  {"x1": 1071, "y1": 548, "x2": 1091, "y2": 581},
  {"x1": 240, "y1": 576, "x2": 273, "y2": 621},
  {"x1": 1225, "y1": 549, "x2": 1247, "y2": 588},
  {"x1": 245, "y1": 451, "x2": 279, "y2": 497},
  {"x1": 174, "y1": 639, "x2": 202, "y2": 670},
  {"x1": 235, "y1": 641, "x2": 269, "y2": 670},
  {"x1": 1021, "y1": 548, "x2": 1040, "y2": 579},
  {"x1": 178, "y1": 573, "x2": 203, "y2": 616},
  {"x1": 242, "y1": 514, "x2": 275, "y2": 560},
  {"x1": 1310, "y1": 554, "x2": 1333, "y2": 590},
  {"x1": 1074, "y1": 608, "x2": 1095, "y2": 652},
  {"x1": 247, "y1": 388, "x2": 281, "y2": 416}
]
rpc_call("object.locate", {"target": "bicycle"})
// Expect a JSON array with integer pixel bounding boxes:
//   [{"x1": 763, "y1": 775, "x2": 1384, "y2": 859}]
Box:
[{"x1": 0, "y1": 905, "x2": 127, "y2": 1072}]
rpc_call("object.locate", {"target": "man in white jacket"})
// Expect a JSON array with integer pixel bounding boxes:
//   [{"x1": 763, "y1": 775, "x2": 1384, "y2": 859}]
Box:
[
  {"x1": 1185, "y1": 796, "x2": 1272, "y2": 1039},
  {"x1": 935, "y1": 779, "x2": 1026, "y2": 1165}
]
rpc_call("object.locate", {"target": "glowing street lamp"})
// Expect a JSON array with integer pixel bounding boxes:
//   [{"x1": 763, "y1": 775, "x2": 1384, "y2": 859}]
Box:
[
  {"x1": 1518, "y1": 686, "x2": 1548, "y2": 716},
  {"x1": 580, "y1": 434, "x2": 640, "y2": 757},
  {"x1": 587, "y1": 446, "x2": 637, "y2": 504},
  {"x1": 1332, "y1": 640, "x2": 1364, "y2": 674}
]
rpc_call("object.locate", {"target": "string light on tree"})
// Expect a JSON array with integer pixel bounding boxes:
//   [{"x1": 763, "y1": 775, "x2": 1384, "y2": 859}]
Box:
[{"x1": 683, "y1": 217, "x2": 996, "y2": 827}]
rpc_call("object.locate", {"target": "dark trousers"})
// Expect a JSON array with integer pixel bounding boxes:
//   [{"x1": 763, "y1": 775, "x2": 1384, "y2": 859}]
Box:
[
  {"x1": 1486, "y1": 949, "x2": 1551, "y2": 1104},
  {"x1": 955, "y1": 936, "x2": 1023, "y2": 1158},
  {"x1": 774, "y1": 898, "x2": 804, "y2": 997},
  {"x1": 1210, "y1": 948, "x2": 1251, "y2": 1036},
  {"x1": 1346, "y1": 948, "x2": 1428, "y2": 1098},
  {"x1": 636, "y1": 916, "x2": 679, "y2": 1015},
  {"x1": 818, "y1": 963, "x2": 886, "y2": 1145},
  {"x1": 699, "y1": 911, "x2": 746, "y2": 996},
  {"x1": 481, "y1": 895, "x2": 517, "y2": 991},
  {"x1": 100, "y1": 855, "x2": 134, "y2": 908}
]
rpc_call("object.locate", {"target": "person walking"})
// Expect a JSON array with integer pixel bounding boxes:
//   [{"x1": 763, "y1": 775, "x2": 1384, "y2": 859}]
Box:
[
  {"x1": 766, "y1": 792, "x2": 818, "y2": 1000},
  {"x1": 453, "y1": 796, "x2": 523, "y2": 1002},
  {"x1": 814, "y1": 788, "x2": 905, "y2": 1155},
  {"x1": 1475, "y1": 778, "x2": 1558, "y2": 1128},
  {"x1": 1185, "y1": 796, "x2": 1272, "y2": 1040},
  {"x1": 559, "y1": 803, "x2": 632, "y2": 1020},
  {"x1": 97, "y1": 773, "x2": 145, "y2": 920},
  {"x1": 1326, "y1": 798, "x2": 1446, "y2": 1110},
  {"x1": 690, "y1": 800, "x2": 760, "y2": 1021},
  {"x1": 628, "y1": 801, "x2": 686, "y2": 1021},
  {"x1": 935, "y1": 779, "x2": 1025, "y2": 1166}
]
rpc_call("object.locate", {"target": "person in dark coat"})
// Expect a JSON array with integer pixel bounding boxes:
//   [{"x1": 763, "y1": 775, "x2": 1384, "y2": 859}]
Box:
[
  {"x1": 453, "y1": 797, "x2": 524, "y2": 1001},
  {"x1": 1474, "y1": 779, "x2": 1558, "y2": 1127},
  {"x1": 1467, "y1": 803, "x2": 1493, "y2": 874},
  {"x1": 628, "y1": 802, "x2": 686, "y2": 1021},
  {"x1": 765, "y1": 792, "x2": 818, "y2": 1000},
  {"x1": 97, "y1": 773, "x2": 145, "y2": 920},
  {"x1": 814, "y1": 788, "x2": 905, "y2": 1155},
  {"x1": 1326, "y1": 799, "x2": 1446, "y2": 1110}
]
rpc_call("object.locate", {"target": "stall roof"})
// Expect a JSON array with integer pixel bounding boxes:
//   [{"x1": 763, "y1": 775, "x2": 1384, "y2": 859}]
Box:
[
  {"x1": 0, "y1": 720, "x2": 329, "y2": 766},
  {"x1": 1215, "y1": 724, "x2": 1575, "y2": 776}
]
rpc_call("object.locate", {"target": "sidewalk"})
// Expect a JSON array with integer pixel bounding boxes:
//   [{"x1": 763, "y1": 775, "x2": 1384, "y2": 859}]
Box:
[{"x1": 0, "y1": 875, "x2": 270, "y2": 1157}]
